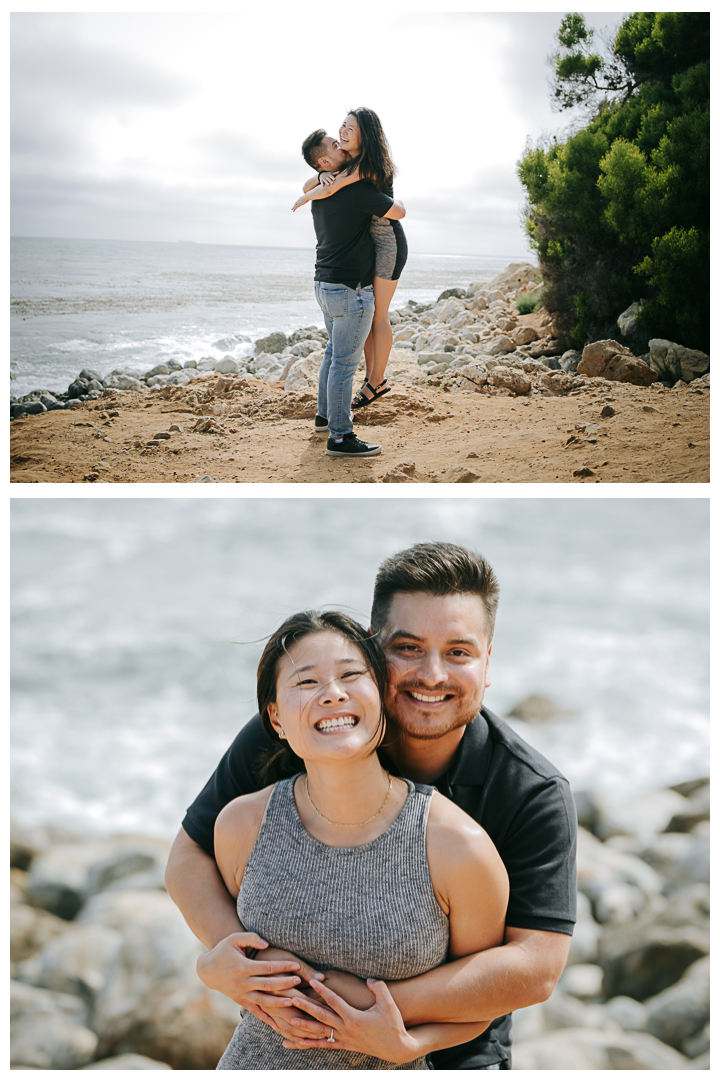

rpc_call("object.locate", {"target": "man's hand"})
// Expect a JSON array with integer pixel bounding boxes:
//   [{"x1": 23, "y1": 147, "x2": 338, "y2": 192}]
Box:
[
  {"x1": 195, "y1": 934, "x2": 324, "y2": 1029},
  {"x1": 282, "y1": 977, "x2": 420, "y2": 1064}
]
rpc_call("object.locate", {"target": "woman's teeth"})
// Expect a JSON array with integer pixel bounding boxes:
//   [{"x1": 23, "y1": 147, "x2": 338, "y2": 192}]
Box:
[
  {"x1": 409, "y1": 692, "x2": 448, "y2": 703},
  {"x1": 316, "y1": 716, "x2": 358, "y2": 732}
]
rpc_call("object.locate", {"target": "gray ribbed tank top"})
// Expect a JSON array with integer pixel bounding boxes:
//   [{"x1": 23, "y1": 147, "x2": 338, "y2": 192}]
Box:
[{"x1": 217, "y1": 774, "x2": 449, "y2": 1071}]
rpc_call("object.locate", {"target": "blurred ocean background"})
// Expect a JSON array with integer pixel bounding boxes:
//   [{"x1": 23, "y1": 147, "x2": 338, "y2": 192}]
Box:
[
  {"x1": 11, "y1": 497, "x2": 709, "y2": 839},
  {"x1": 10, "y1": 237, "x2": 520, "y2": 398}
]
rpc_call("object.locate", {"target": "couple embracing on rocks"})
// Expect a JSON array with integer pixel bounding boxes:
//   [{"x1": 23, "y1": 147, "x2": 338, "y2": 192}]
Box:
[
  {"x1": 165, "y1": 541, "x2": 578, "y2": 1069},
  {"x1": 291, "y1": 107, "x2": 408, "y2": 460}
]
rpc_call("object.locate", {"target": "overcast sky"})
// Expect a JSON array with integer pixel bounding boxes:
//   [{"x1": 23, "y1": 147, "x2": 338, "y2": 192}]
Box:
[{"x1": 11, "y1": 11, "x2": 626, "y2": 257}]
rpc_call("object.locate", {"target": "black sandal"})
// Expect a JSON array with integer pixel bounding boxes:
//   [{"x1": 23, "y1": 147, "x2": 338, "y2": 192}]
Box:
[{"x1": 352, "y1": 379, "x2": 391, "y2": 409}]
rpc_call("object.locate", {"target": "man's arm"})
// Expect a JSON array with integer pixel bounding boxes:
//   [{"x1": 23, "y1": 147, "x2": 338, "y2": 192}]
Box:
[
  {"x1": 389, "y1": 926, "x2": 571, "y2": 1026},
  {"x1": 165, "y1": 827, "x2": 243, "y2": 948}
]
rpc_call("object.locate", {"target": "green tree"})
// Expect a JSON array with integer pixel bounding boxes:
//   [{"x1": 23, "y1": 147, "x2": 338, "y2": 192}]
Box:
[{"x1": 519, "y1": 12, "x2": 709, "y2": 353}]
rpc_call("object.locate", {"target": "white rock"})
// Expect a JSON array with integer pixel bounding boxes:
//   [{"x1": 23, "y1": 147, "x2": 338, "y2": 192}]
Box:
[
  {"x1": 559, "y1": 963, "x2": 604, "y2": 1000},
  {"x1": 102, "y1": 375, "x2": 145, "y2": 392},
  {"x1": 11, "y1": 981, "x2": 98, "y2": 1070},
  {"x1": 16, "y1": 922, "x2": 124, "y2": 1000},
  {"x1": 284, "y1": 350, "x2": 323, "y2": 393},
  {"x1": 214, "y1": 358, "x2": 238, "y2": 374},
  {"x1": 487, "y1": 335, "x2": 514, "y2": 355},
  {"x1": 83, "y1": 1053, "x2": 172, "y2": 1069},
  {"x1": 597, "y1": 788, "x2": 690, "y2": 841}
]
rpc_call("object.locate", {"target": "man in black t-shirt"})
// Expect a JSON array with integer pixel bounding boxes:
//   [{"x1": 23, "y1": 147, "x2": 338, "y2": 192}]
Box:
[
  {"x1": 298, "y1": 130, "x2": 406, "y2": 460},
  {"x1": 165, "y1": 542, "x2": 577, "y2": 1069}
]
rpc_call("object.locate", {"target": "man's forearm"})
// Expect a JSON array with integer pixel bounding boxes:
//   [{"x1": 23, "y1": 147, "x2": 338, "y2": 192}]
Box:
[
  {"x1": 389, "y1": 930, "x2": 569, "y2": 1026},
  {"x1": 164, "y1": 827, "x2": 243, "y2": 949}
]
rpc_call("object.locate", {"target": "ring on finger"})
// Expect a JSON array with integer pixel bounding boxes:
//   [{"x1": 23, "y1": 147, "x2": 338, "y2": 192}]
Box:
[{"x1": 327, "y1": 1028, "x2": 335, "y2": 1043}]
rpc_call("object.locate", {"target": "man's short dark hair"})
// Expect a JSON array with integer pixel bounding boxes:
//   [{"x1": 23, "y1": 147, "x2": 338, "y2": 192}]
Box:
[
  {"x1": 371, "y1": 542, "x2": 500, "y2": 640},
  {"x1": 302, "y1": 129, "x2": 327, "y2": 170}
]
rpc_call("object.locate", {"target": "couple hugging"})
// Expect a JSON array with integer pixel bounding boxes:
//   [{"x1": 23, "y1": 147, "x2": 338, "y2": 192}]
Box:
[
  {"x1": 165, "y1": 542, "x2": 578, "y2": 1070},
  {"x1": 292, "y1": 107, "x2": 408, "y2": 459}
]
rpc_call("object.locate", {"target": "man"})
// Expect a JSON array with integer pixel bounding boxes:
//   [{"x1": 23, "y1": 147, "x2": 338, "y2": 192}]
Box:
[
  {"x1": 299, "y1": 129, "x2": 406, "y2": 459},
  {"x1": 165, "y1": 542, "x2": 577, "y2": 1069}
]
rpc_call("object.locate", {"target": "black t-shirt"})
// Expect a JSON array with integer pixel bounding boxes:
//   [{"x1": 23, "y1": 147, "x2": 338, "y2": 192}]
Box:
[
  {"x1": 183, "y1": 707, "x2": 577, "y2": 1070},
  {"x1": 312, "y1": 180, "x2": 394, "y2": 289}
]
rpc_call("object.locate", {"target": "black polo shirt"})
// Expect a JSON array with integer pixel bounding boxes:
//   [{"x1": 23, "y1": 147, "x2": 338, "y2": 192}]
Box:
[
  {"x1": 183, "y1": 707, "x2": 577, "y2": 1070},
  {"x1": 312, "y1": 180, "x2": 394, "y2": 289}
]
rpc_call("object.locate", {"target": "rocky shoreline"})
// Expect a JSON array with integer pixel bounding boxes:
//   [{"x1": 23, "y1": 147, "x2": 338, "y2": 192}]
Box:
[
  {"x1": 10, "y1": 774, "x2": 709, "y2": 1069},
  {"x1": 10, "y1": 263, "x2": 710, "y2": 421}
]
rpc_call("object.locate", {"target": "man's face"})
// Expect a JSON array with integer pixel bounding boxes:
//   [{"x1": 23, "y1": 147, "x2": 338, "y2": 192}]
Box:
[
  {"x1": 380, "y1": 592, "x2": 492, "y2": 741},
  {"x1": 316, "y1": 136, "x2": 349, "y2": 173}
]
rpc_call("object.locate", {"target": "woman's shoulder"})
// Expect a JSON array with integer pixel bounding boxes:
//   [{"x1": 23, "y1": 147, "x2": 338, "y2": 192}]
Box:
[
  {"x1": 215, "y1": 784, "x2": 275, "y2": 839},
  {"x1": 426, "y1": 791, "x2": 498, "y2": 864}
]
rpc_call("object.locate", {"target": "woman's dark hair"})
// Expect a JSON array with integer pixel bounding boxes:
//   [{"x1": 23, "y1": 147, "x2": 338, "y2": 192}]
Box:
[
  {"x1": 256, "y1": 610, "x2": 387, "y2": 783},
  {"x1": 345, "y1": 107, "x2": 395, "y2": 191}
]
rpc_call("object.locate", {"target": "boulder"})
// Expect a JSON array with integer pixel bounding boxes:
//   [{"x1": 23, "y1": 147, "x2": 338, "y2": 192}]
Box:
[
  {"x1": 539, "y1": 371, "x2": 574, "y2": 395},
  {"x1": 560, "y1": 349, "x2": 583, "y2": 373},
  {"x1": 102, "y1": 375, "x2": 145, "y2": 393},
  {"x1": 644, "y1": 955, "x2": 709, "y2": 1050},
  {"x1": 437, "y1": 287, "x2": 466, "y2": 300},
  {"x1": 417, "y1": 351, "x2": 449, "y2": 367},
  {"x1": 487, "y1": 335, "x2": 514, "y2": 355},
  {"x1": 617, "y1": 301, "x2": 645, "y2": 336},
  {"x1": 648, "y1": 339, "x2": 710, "y2": 383},
  {"x1": 11, "y1": 902, "x2": 70, "y2": 963},
  {"x1": 11, "y1": 980, "x2": 98, "y2": 1070},
  {"x1": 488, "y1": 366, "x2": 531, "y2": 395},
  {"x1": 214, "y1": 357, "x2": 238, "y2": 374},
  {"x1": 97, "y1": 977, "x2": 240, "y2": 1071},
  {"x1": 595, "y1": 787, "x2": 690, "y2": 842},
  {"x1": 512, "y1": 326, "x2": 540, "y2": 346},
  {"x1": 284, "y1": 351, "x2": 323, "y2": 394},
  {"x1": 599, "y1": 919, "x2": 709, "y2": 1001},
  {"x1": 83, "y1": 1053, "x2": 172, "y2": 1069},
  {"x1": 567, "y1": 891, "x2": 601, "y2": 965},
  {"x1": 577, "y1": 826, "x2": 664, "y2": 919},
  {"x1": 577, "y1": 340, "x2": 657, "y2": 385},
  {"x1": 603, "y1": 995, "x2": 649, "y2": 1032},
  {"x1": 558, "y1": 963, "x2": 604, "y2": 1001},
  {"x1": 145, "y1": 365, "x2": 169, "y2": 379},
  {"x1": 513, "y1": 1027, "x2": 689, "y2": 1070},
  {"x1": 254, "y1": 331, "x2": 287, "y2": 354},
  {"x1": 664, "y1": 780, "x2": 709, "y2": 833},
  {"x1": 16, "y1": 922, "x2": 124, "y2": 1001}
]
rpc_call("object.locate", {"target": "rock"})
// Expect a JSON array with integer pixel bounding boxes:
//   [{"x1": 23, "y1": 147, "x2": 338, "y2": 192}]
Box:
[
  {"x1": 513, "y1": 1027, "x2": 689, "y2": 1070},
  {"x1": 682, "y1": 1023, "x2": 710, "y2": 1060},
  {"x1": 417, "y1": 350, "x2": 449, "y2": 367},
  {"x1": 560, "y1": 349, "x2": 583, "y2": 373},
  {"x1": 648, "y1": 339, "x2": 710, "y2": 383},
  {"x1": 594, "y1": 881, "x2": 648, "y2": 924},
  {"x1": 441, "y1": 466, "x2": 480, "y2": 483},
  {"x1": 600, "y1": 403, "x2": 616, "y2": 417},
  {"x1": 183, "y1": 360, "x2": 197, "y2": 368},
  {"x1": 16, "y1": 922, "x2": 124, "y2": 1001},
  {"x1": 512, "y1": 326, "x2": 540, "y2": 346},
  {"x1": 577, "y1": 826, "x2": 664, "y2": 918},
  {"x1": 145, "y1": 365, "x2": 169, "y2": 378},
  {"x1": 577, "y1": 340, "x2": 657, "y2": 385},
  {"x1": 393, "y1": 340, "x2": 415, "y2": 349},
  {"x1": 254, "y1": 331, "x2": 287, "y2": 354},
  {"x1": 284, "y1": 351, "x2": 323, "y2": 393},
  {"x1": 381, "y1": 469, "x2": 420, "y2": 483},
  {"x1": 506, "y1": 694, "x2": 577, "y2": 724},
  {"x1": 664, "y1": 780, "x2": 709, "y2": 833},
  {"x1": 567, "y1": 891, "x2": 601, "y2": 965},
  {"x1": 539, "y1": 371, "x2": 574, "y2": 395},
  {"x1": 194, "y1": 476, "x2": 216, "y2": 483},
  {"x1": 437, "y1": 287, "x2": 467, "y2": 300},
  {"x1": 152, "y1": 432, "x2": 172, "y2": 441},
  {"x1": 11, "y1": 902, "x2": 70, "y2": 963},
  {"x1": 644, "y1": 955, "x2": 709, "y2": 1050},
  {"x1": 11, "y1": 980, "x2": 98, "y2": 1069},
  {"x1": 596, "y1": 788, "x2": 691, "y2": 842},
  {"x1": 617, "y1": 301, "x2": 645, "y2": 336},
  {"x1": 599, "y1": 917, "x2": 709, "y2": 1001},
  {"x1": 97, "y1": 977, "x2": 240, "y2": 1071},
  {"x1": 83, "y1": 1053, "x2": 172, "y2": 1069},
  {"x1": 103, "y1": 375, "x2": 145, "y2": 393},
  {"x1": 487, "y1": 335, "x2": 514, "y2": 355},
  {"x1": 488, "y1": 366, "x2": 531, "y2": 395},
  {"x1": 603, "y1": 995, "x2": 649, "y2": 1032},
  {"x1": 558, "y1": 963, "x2": 604, "y2": 1001},
  {"x1": 214, "y1": 358, "x2": 238, "y2": 374}
]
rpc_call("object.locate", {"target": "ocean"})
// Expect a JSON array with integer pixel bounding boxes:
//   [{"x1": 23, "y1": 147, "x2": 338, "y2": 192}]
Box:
[
  {"x1": 10, "y1": 237, "x2": 523, "y2": 399},
  {"x1": 10, "y1": 497, "x2": 709, "y2": 840}
]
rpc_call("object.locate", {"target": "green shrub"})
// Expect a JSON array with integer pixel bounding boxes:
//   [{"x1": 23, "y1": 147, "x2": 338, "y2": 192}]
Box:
[{"x1": 516, "y1": 292, "x2": 544, "y2": 315}]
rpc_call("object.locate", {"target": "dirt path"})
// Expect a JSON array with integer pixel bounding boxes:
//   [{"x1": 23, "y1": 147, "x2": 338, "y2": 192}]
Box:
[{"x1": 10, "y1": 371, "x2": 709, "y2": 484}]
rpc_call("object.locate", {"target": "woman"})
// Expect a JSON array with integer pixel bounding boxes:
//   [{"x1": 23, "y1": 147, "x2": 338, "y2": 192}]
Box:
[
  {"x1": 214, "y1": 610, "x2": 508, "y2": 1070},
  {"x1": 292, "y1": 108, "x2": 407, "y2": 409}
]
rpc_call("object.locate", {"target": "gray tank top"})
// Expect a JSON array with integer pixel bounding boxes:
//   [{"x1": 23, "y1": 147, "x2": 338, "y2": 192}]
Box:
[{"x1": 217, "y1": 774, "x2": 449, "y2": 1070}]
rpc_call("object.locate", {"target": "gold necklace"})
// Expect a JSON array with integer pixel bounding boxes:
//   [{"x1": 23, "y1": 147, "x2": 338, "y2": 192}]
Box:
[{"x1": 304, "y1": 772, "x2": 393, "y2": 828}]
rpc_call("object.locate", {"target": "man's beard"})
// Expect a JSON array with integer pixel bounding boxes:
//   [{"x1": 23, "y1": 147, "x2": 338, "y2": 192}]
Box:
[{"x1": 385, "y1": 681, "x2": 481, "y2": 741}]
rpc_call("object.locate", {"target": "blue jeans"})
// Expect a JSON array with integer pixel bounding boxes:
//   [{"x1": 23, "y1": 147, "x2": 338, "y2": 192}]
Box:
[{"x1": 315, "y1": 281, "x2": 375, "y2": 439}]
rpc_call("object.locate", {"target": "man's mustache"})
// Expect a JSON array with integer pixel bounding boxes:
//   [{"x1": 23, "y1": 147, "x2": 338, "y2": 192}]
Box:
[{"x1": 393, "y1": 682, "x2": 463, "y2": 697}]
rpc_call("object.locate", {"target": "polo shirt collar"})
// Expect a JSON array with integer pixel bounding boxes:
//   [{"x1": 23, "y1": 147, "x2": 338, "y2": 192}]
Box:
[{"x1": 440, "y1": 708, "x2": 494, "y2": 791}]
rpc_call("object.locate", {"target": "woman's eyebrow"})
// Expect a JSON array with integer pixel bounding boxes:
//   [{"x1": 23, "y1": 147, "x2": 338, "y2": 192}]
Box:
[{"x1": 293, "y1": 658, "x2": 360, "y2": 673}]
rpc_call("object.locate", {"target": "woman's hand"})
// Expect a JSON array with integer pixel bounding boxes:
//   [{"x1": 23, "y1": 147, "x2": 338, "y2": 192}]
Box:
[
  {"x1": 318, "y1": 171, "x2": 339, "y2": 187},
  {"x1": 195, "y1": 934, "x2": 324, "y2": 1029},
  {"x1": 292, "y1": 193, "x2": 310, "y2": 212},
  {"x1": 282, "y1": 977, "x2": 421, "y2": 1065}
]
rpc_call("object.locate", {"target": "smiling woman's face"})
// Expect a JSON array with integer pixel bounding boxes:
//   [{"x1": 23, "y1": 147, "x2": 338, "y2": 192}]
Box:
[
  {"x1": 267, "y1": 631, "x2": 382, "y2": 765},
  {"x1": 339, "y1": 114, "x2": 361, "y2": 155}
]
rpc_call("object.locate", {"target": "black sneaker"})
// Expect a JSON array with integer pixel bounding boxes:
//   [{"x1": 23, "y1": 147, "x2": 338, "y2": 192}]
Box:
[
  {"x1": 326, "y1": 433, "x2": 381, "y2": 458},
  {"x1": 314, "y1": 415, "x2": 329, "y2": 433}
]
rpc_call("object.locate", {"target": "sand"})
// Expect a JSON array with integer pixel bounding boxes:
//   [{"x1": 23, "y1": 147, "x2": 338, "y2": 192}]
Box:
[{"x1": 10, "y1": 359, "x2": 709, "y2": 484}]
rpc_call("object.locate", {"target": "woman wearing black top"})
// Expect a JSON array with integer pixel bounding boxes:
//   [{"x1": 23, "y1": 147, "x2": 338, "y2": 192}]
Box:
[{"x1": 292, "y1": 108, "x2": 408, "y2": 408}]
